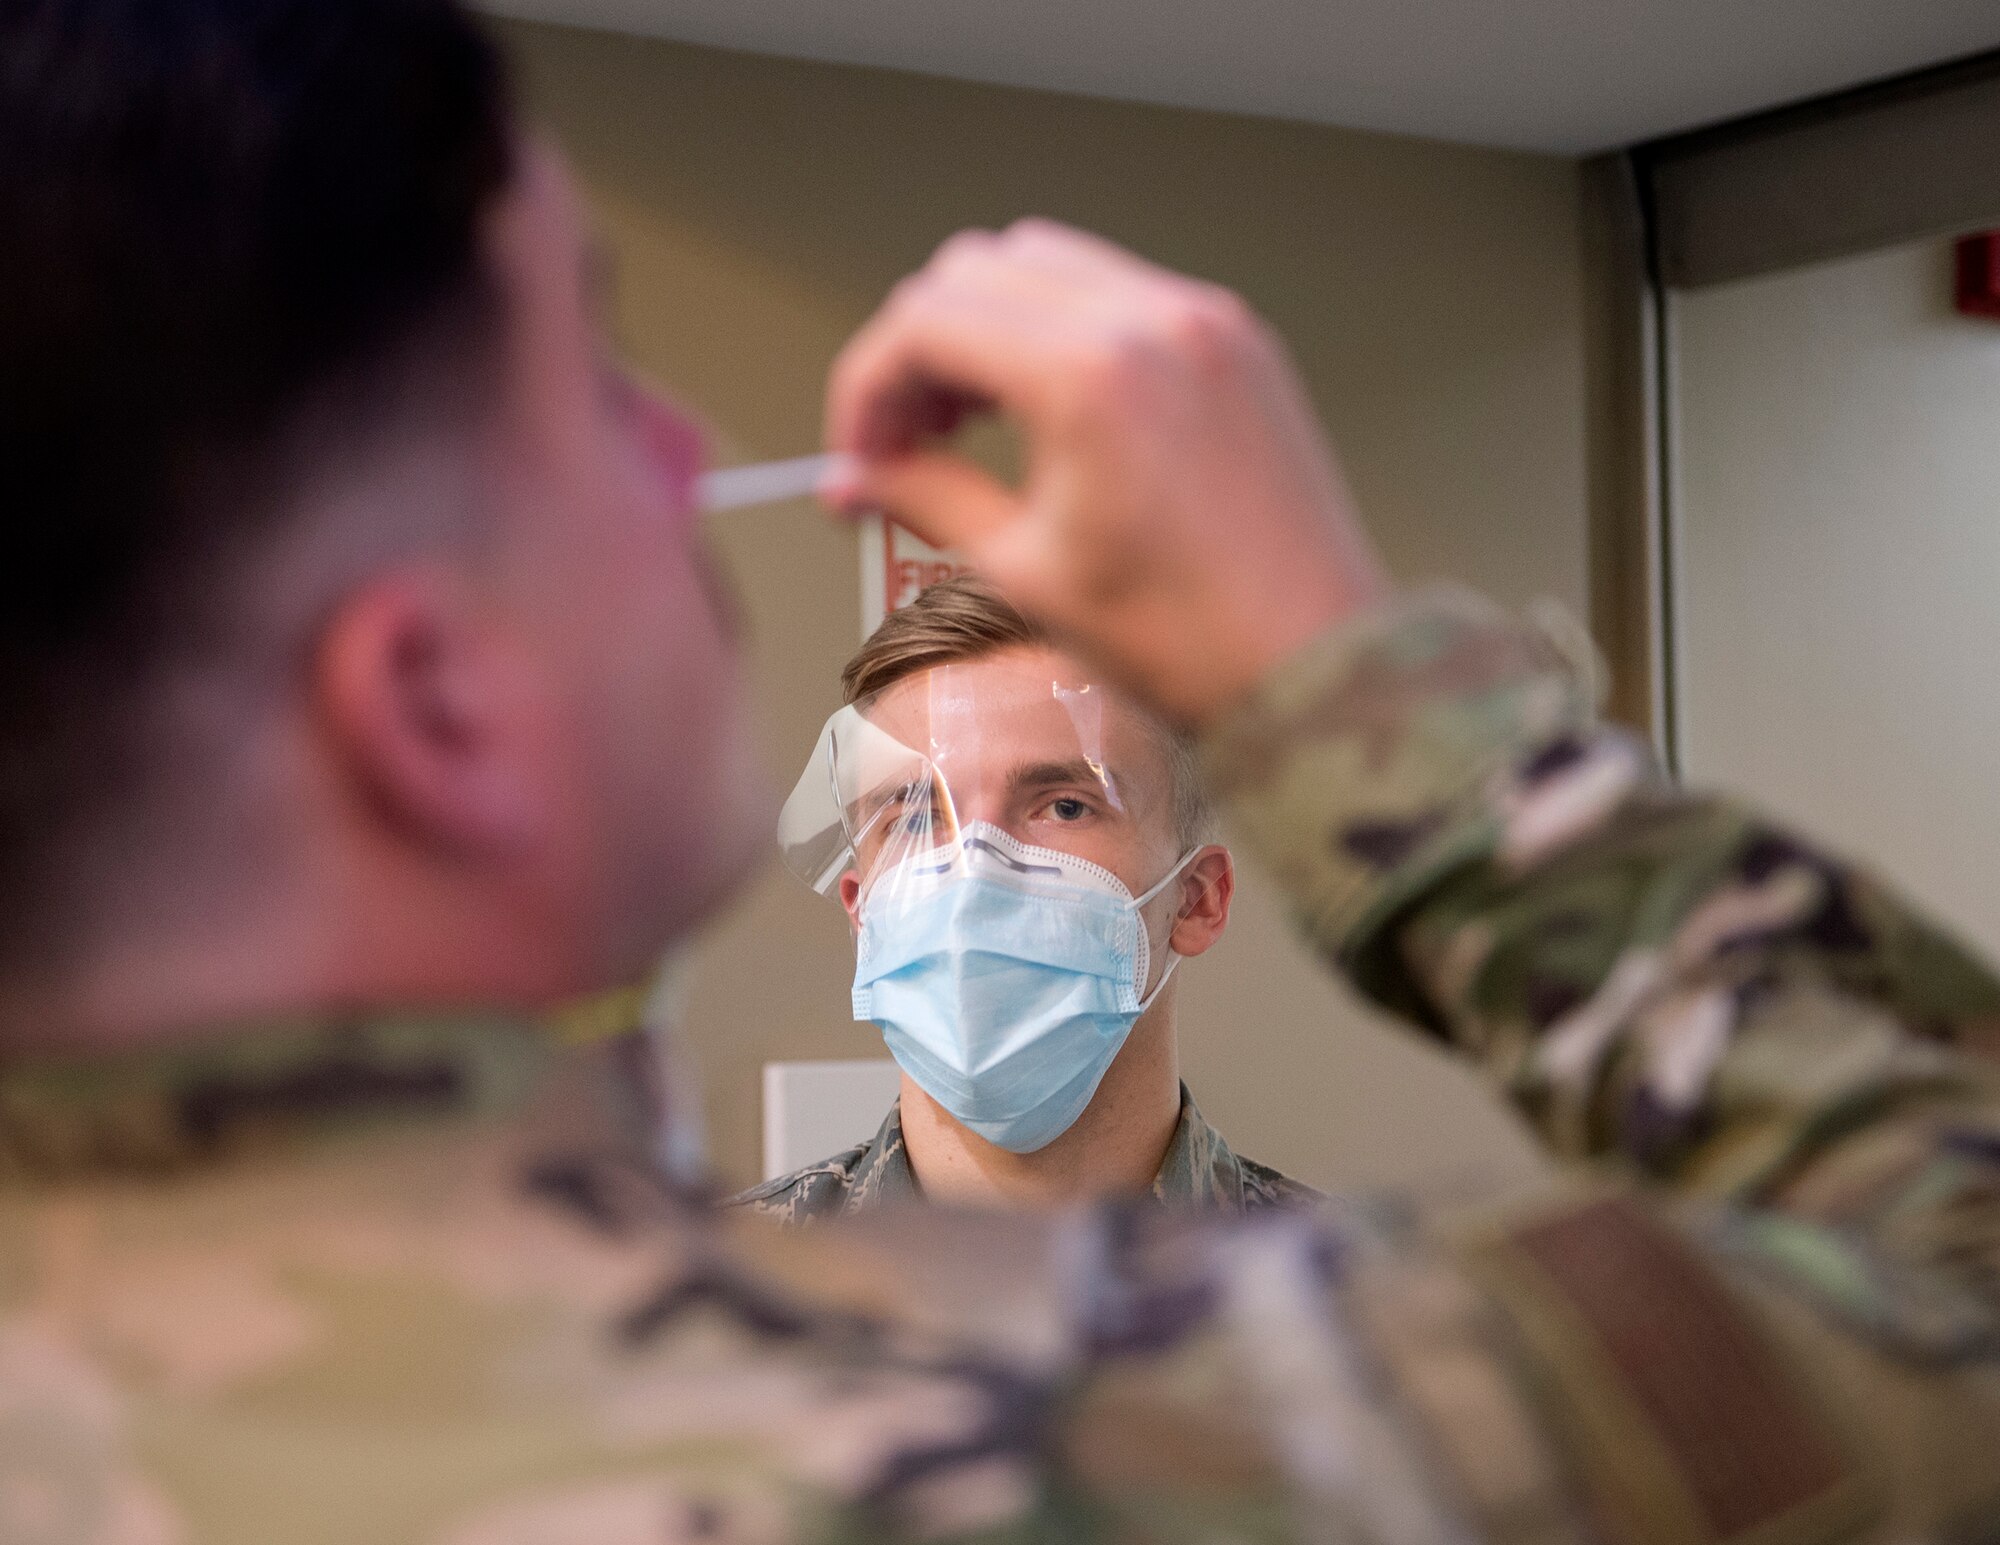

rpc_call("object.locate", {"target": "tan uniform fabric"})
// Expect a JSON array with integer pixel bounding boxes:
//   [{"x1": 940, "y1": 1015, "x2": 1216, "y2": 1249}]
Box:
[{"x1": 4, "y1": 587, "x2": 1997, "y2": 1541}]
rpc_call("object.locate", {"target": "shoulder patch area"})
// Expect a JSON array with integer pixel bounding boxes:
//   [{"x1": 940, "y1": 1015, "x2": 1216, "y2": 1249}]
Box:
[
  {"x1": 1239, "y1": 1156, "x2": 1329, "y2": 1213},
  {"x1": 1710, "y1": 1207, "x2": 2000, "y2": 1367},
  {"x1": 1460, "y1": 1193, "x2": 1882, "y2": 1545}
]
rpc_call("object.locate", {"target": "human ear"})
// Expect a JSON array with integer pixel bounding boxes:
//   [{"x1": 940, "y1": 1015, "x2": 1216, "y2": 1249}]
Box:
[
  {"x1": 313, "y1": 568, "x2": 551, "y2": 860},
  {"x1": 1166, "y1": 846, "x2": 1235, "y2": 958},
  {"x1": 839, "y1": 870, "x2": 863, "y2": 937}
]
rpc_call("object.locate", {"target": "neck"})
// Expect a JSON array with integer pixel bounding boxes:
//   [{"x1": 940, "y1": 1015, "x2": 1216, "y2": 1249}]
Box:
[
  {"x1": 0, "y1": 876, "x2": 585, "y2": 1058},
  {"x1": 897, "y1": 999, "x2": 1183, "y2": 1210}
]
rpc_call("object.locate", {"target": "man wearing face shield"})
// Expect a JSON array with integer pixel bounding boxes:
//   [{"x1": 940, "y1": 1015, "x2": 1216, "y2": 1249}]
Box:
[
  {"x1": 4, "y1": 1, "x2": 1999, "y2": 1538},
  {"x1": 736, "y1": 575, "x2": 1322, "y2": 1217}
]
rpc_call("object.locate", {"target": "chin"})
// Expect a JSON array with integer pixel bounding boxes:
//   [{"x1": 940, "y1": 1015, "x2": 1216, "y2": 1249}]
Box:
[{"x1": 616, "y1": 731, "x2": 779, "y2": 970}]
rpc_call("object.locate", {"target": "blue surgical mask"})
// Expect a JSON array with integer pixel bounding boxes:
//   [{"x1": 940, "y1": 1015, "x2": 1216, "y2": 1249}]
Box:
[{"x1": 852, "y1": 823, "x2": 1197, "y2": 1154}]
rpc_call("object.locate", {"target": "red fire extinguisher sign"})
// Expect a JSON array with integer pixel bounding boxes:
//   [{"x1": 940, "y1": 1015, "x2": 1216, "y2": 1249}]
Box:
[{"x1": 1956, "y1": 233, "x2": 2000, "y2": 321}]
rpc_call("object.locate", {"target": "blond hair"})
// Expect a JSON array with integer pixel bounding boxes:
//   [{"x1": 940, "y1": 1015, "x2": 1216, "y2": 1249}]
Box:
[{"x1": 842, "y1": 576, "x2": 1213, "y2": 847}]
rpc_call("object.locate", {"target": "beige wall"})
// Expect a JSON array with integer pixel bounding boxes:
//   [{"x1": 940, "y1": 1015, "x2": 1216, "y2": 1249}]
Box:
[
  {"x1": 1676, "y1": 239, "x2": 2000, "y2": 963},
  {"x1": 502, "y1": 18, "x2": 1585, "y2": 1193}
]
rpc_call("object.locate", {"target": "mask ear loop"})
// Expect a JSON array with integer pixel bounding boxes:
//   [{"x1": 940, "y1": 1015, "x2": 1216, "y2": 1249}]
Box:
[
  {"x1": 1138, "y1": 952, "x2": 1182, "y2": 1013},
  {"x1": 1132, "y1": 846, "x2": 1206, "y2": 1008}
]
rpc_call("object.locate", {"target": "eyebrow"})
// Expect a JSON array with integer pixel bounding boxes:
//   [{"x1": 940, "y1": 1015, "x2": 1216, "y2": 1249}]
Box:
[
  {"x1": 852, "y1": 777, "x2": 950, "y2": 829},
  {"x1": 1008, "y1": 758, "x2": 1122, "y2": 801}
]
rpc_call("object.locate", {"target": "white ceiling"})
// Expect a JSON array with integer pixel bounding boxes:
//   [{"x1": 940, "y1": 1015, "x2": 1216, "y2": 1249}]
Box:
[{"x1": 482, "y1": 0, "x2": 2000, "y2": 154}]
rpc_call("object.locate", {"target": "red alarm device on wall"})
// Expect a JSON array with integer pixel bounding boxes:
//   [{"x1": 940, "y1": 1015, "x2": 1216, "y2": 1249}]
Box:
[{"x1": 1956, "y1": 233, "x2": 2000, "y2": 321}]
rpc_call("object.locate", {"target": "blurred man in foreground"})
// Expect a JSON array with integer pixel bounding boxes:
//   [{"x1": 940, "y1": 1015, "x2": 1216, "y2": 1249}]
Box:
[
  {"x1": 736, "y1": 575, "x2": 1320, "y2": 1218},
  {"x1": 2, "y1": 1, "x2": 1996, "y2": 1540}
]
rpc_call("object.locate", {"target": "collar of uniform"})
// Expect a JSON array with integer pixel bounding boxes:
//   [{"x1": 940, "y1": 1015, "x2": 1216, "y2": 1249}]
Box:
[
  {"x1": 0, "y1": 1010, "x2": 565, "y2": 1186},
  {"x1": 1151, "y1": 1083, "x2": 1253, "y2": 1208},
  {"x1": 866, "y1": 1084, "x2": 1248, "y2": 1209},
  {"x1": 837, "y1": 1100, "x2": 923, "y2": 1214}
]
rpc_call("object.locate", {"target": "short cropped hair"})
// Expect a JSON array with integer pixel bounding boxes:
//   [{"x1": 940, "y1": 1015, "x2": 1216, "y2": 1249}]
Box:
[
  {"x1": 842, "y1": 576, "x2": 1215, "y2": 848},
  {"x1": 0, "y1": 0, "x2": 513, "y2": 938}
]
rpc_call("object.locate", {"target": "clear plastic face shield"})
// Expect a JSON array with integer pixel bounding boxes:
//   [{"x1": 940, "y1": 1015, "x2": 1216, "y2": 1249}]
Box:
[
  {"x1": 777, "y1": 651, "x2": 1208, "y2": 1152},
  {"x1": 779, "y1": 655, "x2": 1193, "y2": 936}
]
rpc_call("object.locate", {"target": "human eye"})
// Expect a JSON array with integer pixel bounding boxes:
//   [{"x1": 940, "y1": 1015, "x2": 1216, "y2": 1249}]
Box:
[
  {"x1": 1041, "y1": 794, "x2": 1096, "y2": 825},
  {"x1": 881, "y1": 783, "x2": 949, "y2": 837}
]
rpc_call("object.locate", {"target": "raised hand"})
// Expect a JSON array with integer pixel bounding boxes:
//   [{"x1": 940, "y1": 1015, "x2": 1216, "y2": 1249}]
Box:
[{"x1": 825, "y1": 220, "x2": 1389, "y2": 726}]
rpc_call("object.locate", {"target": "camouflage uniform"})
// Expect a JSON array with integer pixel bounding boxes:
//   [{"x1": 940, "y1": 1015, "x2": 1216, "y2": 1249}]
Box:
[
  {"x1": 731, "y1": 1083, "x2": 1324, "y2": 1222},
  {"x1": 5, "y1": 585, "x2": 1999, "y2": 1542}
]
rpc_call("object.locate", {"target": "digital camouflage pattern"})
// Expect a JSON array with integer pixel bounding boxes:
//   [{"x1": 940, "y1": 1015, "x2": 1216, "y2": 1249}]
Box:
[
  {"x1": 731, "y1": 1083, "x2": 1325, "y2": 1222},
  {"x1": 4, "y1": 586, "x2": 1999, "y2": 1542}
]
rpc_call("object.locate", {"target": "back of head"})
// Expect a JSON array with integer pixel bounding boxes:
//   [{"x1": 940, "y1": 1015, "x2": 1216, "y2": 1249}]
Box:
[{"x1": 0, "y1": 0, "x2": 512, "y2": 967}]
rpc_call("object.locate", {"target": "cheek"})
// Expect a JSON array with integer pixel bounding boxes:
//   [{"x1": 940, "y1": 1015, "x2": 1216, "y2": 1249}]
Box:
[
  {"x1": 586, "y1": 443, "x2": 735, "y2": 679},
  {"x1": 636, "y1": 390, "x2": 707, "y2": 526},
  {"x1": 577, "y1": 384, "x2": 709, "y2": 586},
  {"x1": 1099, "y1": 831, "x2": 1183, "y2": 898},
  {"x1": 541, "y1": 408, "x2": 748, "y2": 797},
  {"x1": 1033, "y1": 824, "x2": 1135, "y2": 881},
  {"x1": 599, "y1": 555, "x2": 738, "y2": 758},
  {"x1": 530, "y1": 513, "x2": 734, "y2": 806}
]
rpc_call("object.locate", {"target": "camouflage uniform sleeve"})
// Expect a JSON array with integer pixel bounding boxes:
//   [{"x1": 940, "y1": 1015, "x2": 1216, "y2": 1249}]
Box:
[{"x1": 1201, "y1": 586, "x2": 2000, "y2": 1346}]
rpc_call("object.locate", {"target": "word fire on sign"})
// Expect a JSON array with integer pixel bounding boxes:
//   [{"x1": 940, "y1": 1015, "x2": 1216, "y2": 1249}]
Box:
[{"x1": 859, "y1": 516, "x2": 971, "y2": 637}]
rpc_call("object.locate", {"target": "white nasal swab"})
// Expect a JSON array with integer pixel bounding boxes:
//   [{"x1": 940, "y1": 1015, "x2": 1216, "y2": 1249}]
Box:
[{"x1": 698, "y1": 452, "x2": 854, "y2": 514}]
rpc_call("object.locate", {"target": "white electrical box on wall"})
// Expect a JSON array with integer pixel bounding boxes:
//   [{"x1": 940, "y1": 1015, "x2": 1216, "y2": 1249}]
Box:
[{"x1": 761, "y1": 1059, "x2": 904, "y2": 1181}]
